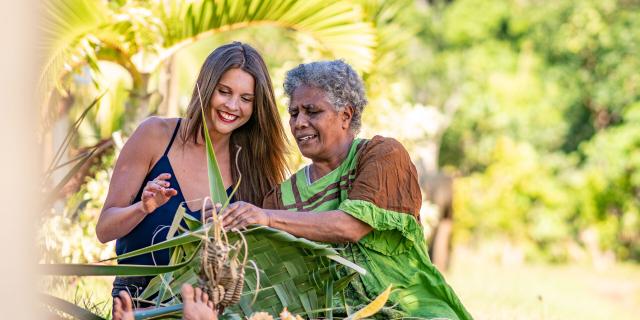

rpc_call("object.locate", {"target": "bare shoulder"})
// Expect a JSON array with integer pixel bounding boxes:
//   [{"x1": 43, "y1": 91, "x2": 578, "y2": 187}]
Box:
[
  {"x1": 128, "y1": 117, "x2": 180, "y2": 144},
  {"x1": 121, "y1": 117, "x2": 181, "y2": 163},
  {"x1": 133, "y1": 117, "x2": 178, "y2": 139}
]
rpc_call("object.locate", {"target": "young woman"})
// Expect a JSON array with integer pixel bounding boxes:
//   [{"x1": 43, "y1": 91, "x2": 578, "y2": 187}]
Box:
[{"x1": 96, "y1": 42, "x2": 288, "y2": 306}]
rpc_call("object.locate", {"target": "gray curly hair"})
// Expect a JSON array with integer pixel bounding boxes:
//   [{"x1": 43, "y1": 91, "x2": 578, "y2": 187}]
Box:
[{"x1": 283, "y1": 60, "x2": 367, "y2": 132}]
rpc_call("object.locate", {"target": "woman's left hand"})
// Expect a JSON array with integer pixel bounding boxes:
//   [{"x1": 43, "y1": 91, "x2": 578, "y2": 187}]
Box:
[{"x1": 221, "y1": 201, "x2": 270, "y2": 230}]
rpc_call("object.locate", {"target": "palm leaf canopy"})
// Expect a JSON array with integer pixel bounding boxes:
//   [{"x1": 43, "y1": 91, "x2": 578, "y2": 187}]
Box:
[
  {"x1": 39, "y1": 0, "x2": 377, "y2": 121},
  {"x1": 155, "y1": 0, "x2": 377, "y2": 72}
]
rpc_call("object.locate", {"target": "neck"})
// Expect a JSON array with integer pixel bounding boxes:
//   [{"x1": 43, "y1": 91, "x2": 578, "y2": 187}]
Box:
[
  {"x1": 310, "y1": 136, "x2": 355, "y2": 180},
  {"x1": 196, "y1": 129, "x2": 231, "y2": 154},
  {"x1": 209, "y1": 129, "x2": 231, "y2": 146}
]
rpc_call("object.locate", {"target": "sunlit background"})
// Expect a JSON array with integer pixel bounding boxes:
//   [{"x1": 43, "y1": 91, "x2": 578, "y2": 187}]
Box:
[{"x1": 38, "y1": 0, "x2": 640, "y2": 319}]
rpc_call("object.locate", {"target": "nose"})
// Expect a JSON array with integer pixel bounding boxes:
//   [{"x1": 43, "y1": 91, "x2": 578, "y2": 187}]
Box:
[
  {"x1": 292, "y1": 112, "x2": 309, "y2": 130},
  {"x1": 224, "y1": 95, "x2": 240, "y2": 111}
]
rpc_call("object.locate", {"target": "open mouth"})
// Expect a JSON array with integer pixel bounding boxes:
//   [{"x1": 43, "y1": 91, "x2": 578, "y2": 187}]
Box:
[
  {"x1": 296, "y1": 134, "x2": 318, "y2": 143},
  {"x1": 217, "y1": 110, "x2": 238, "y2": 123}
]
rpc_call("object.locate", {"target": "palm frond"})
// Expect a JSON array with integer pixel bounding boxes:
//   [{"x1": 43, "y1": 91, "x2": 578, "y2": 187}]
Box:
[
  {"x1": 44, "y1": 92, "x2": 105, "y2": 179},
  {"x1": 137, "y1": 224, "x2": 364, "y2": 319},
  {"x1": 354, "y1": 0, "x2": 416, "y2": 77},
  {"x1": 40, "y1": 242, "x2": 201, "y2": 276},
  {"x1": 39, "y1": 0, "x2": 378, "y2": 130},
  {"x1": 153, "y1": 0, "x2": 377, "y2": 72},
  {"x1": 198, "y1": 83, "x2": 229, "y2": 205},
  {"x1": 39, "y1": 0, "x2": 110, "y2": 125}
]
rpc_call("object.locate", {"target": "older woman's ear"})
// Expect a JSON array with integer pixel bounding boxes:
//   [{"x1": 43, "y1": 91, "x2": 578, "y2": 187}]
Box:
[{"x1": 341, "y1": 106, "x2": 355, "y2": 130}]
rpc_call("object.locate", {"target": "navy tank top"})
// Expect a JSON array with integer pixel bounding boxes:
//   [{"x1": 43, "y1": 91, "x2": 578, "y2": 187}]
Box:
[{"x1": 115, "y1": 119, "x2": 234, "y2": 265}]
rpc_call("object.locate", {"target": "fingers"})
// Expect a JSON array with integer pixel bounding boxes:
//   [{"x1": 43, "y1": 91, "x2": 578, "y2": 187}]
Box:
[
  {"x1": 224, "y1": 213, "x2": 244, "y2": 230},
  {"x1": 118, "y1": 290, "x2": 133, "y2": 312},
  {"x1": 201, "y1": 202, "x2": 221, "y2": 212},
  {"x1": 154, "y1": 180, "x2": 171, "y2": 188},
  {"x1": 181, "y1": 283, "x2": 195, "y2": 302},
  {"x1": 145, "y1": 173, "x2": 173, "y2": 193},
  {"x1": 220, "y1": 202, "x2": 242, "y2": 224},
  {"x1": 154, "y1": 173, "x2": 172, "y2": 181},
  {"x1": 221, "y1": 208, "x2": 239, "y2": 229},
  {"x1": 224, "y1": 207, "x2": 252, "y2": 230},
  {"x1": 194, "y1": 287, "x2": 203, "y2": 303},
  {"x1": 219, "y1": 202, "x2": 268, "y2": 230},
  {"x1": 113, "y1": 297, "x2": 122, "y2": 320},
  {"x1": 225, "y1": 201, "x2": 242, "y2": 212},
  {"x1": 142, "y1": 191, "x2": 155, "y2": 200},
  {"x1": 162, "y1": 188, "x2": 178, "y2": 197},
  {"x1": 203, "y1": 209, "x2": 213, "y2": 222},
  {"x1": 145, "y1": 181, "x2": 164, "y2": 193},
  {"x1": 202, "y1": 202, "x2": 224, "y2": 223},
  {"x1": 143, "y1": 181, "x2": 176, "y2": 199},
  {"x1": 228, "y1": 219, "x2": 250, "y2": 231}
]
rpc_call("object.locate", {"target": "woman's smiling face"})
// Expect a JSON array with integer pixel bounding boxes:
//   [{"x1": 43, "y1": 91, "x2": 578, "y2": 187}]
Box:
[
  {"x1": 288, "y1": 85, "x2": 352, "y2": 163},
  {"x1": 208, "y1": 68, "x2": 255, "y2": 136}
]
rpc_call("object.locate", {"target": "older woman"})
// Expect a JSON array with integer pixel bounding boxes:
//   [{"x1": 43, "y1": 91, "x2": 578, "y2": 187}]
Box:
[{"x1": 221, "y1": 60, "x2": 472, "y2": 319}]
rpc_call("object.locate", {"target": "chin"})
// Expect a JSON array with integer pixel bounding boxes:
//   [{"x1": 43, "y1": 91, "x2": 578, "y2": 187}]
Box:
[
  {"x1": 214, "y1": 122, "x2": 246, "y2": 135},
  {"x1": 298, "y1": 147, "x2": 317, "y2": 160}
]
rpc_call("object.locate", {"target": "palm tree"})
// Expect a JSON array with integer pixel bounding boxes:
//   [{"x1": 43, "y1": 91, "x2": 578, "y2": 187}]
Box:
[
  {"x1": 39, "y1": 1, "x2": 381, "y2": 318},
  {"x1": 39, "y1": 0, "x2": 378, "y2": 207},
  {"x1": 40, "y1": 0, "x2": 377, "y2": 131}
]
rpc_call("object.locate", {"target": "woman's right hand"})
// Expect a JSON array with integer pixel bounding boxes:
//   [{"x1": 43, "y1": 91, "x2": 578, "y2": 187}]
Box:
[{"x1": 141, "y1": 173, "x2": 178, "y2": 214}]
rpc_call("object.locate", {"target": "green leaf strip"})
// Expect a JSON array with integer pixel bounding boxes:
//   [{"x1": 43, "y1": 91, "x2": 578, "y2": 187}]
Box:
[
  {"x1": 40, "y1": 293, "x2": 105, "y2": 320},
  {"x1": 196, "y1": 82, "x2": 228, "y2": 205},
  {"x1": 100, "y1": 225, "x2": 208, "y2": 262},
  {"x1": 40, "y1": 243, "x2": 201, "y2": 276},
  {"x1": 133, "y1": 303, "x2": 183, "y2": 320}
]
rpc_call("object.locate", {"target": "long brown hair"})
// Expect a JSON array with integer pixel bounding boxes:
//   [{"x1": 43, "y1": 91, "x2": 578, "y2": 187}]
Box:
[{"x1": 181, "y1": 42, "x2": 288, "y2": 205}]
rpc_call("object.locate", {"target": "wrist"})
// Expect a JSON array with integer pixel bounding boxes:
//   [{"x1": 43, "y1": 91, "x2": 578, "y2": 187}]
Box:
[
  {"x1": 265, "y1": 210, "x2": 273, "y2": 227},
  {"x1": 135, "y1": 201, "x2": 150, "y2": 215}
]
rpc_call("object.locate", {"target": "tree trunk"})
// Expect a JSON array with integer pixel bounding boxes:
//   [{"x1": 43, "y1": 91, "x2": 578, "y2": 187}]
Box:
[
  {"x1": 124, "y1": 73, "x2": 152, "y2": 135},
  {"x1": 416, "y1": 138, "x2": 455, "y2": 271},
  {"x1": 157, "y1": 55, "x2": 180, "y2": 117}
]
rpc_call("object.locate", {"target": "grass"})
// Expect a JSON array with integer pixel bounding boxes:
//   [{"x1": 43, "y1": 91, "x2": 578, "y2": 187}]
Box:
[
  {"x1": 43, "y1": 276, "x2": 114, "y2": 319},
  {"x1": 445, "y1": 246, "x2": 640, "y2": 320}
]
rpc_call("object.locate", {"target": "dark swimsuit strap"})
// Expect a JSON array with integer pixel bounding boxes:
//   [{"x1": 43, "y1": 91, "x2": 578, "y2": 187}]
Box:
[{"x1": 162, "y1": 118, "x2": 182, "y2": 157}]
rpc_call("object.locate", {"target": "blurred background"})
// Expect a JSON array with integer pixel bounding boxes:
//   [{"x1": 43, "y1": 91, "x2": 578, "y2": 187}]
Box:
[{"x1": 38, "y1": 0, "x2": 640, "y2": 319}]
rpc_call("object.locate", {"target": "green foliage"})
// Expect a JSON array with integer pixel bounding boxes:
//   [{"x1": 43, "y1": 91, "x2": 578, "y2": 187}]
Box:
[
  {"x1": 42, "y1": 216, "x2": 366, "y2": 319},
  {"x1": 453, "y1": 137, "x2": 575, "y2": 262},
  {"x1": 424, "y1": 0, "x2": 640, "y2": 262},
  {"x1": 41, "y1": 4, "x2": 640, "y2": 317},
  {"x1": 576, "y1": 103, "x2": 640, "y2": 260},
  {"x1": 40, "y1": 151, "x2": 116, "y2": 264}
]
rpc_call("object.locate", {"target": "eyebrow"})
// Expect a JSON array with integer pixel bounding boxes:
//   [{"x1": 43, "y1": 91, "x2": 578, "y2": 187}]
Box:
[{"x1": 288, "y1": 104, "x2": 315, "y2": 112}]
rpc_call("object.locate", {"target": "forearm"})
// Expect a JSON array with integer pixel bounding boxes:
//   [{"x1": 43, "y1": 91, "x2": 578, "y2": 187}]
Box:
[
  {"x1": 265, "y1": 209, "x2": 371, "y2": 243},
  {"x1": 96, "y1": 202, "x2": 148, "y2": 243}
]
